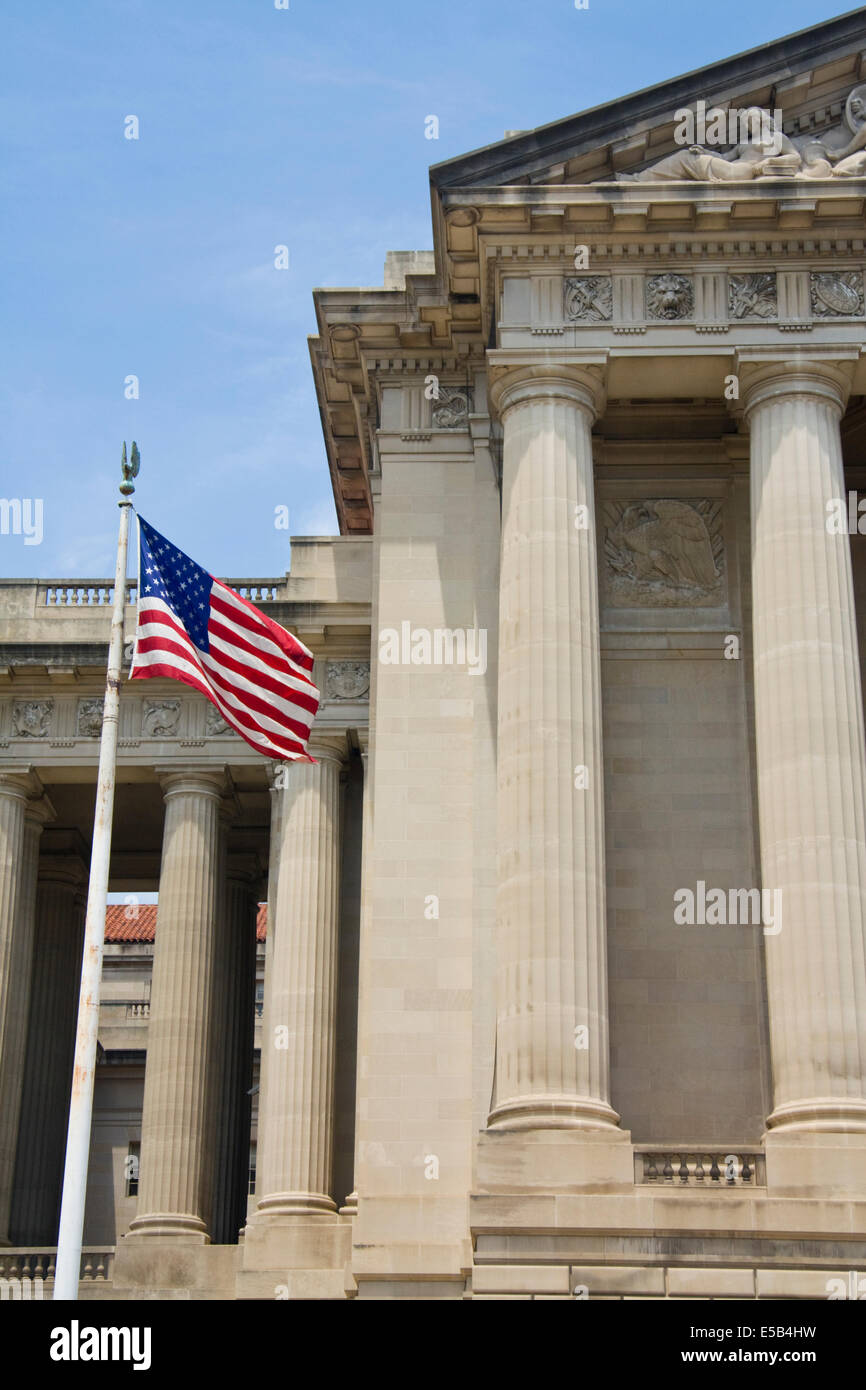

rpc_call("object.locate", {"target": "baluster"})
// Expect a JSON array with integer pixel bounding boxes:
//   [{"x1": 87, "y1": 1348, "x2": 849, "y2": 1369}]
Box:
[
  {"x1": 694, "y1": 1154, "x2": 705, "y2": 1182},
  {"x1": 645, "y1": 1155, "x2": 658, "y2": 1180},
  {"x1": 710, "y1": 1155, "x2": 721, "y2": 1183},
  {"x1": 741, "y1": 1155, "x2": 752, "y2": 1183},
  {"x1": 662, "y1": 1154, "x2": 673, "y2": 1181},
  {"x1": 678, "y1": 1155, "x2": 689, "y2": 1183}
]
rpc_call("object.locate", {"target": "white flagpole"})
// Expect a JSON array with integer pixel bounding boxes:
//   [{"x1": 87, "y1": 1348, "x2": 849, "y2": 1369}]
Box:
[{"x1": 54, "y1": 445, "x2": 139, "y2": 1300}]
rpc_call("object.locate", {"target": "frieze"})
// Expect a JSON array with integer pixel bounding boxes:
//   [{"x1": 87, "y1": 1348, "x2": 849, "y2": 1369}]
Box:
[
  {"x1": 326, "y1": 661, "x2": 371, "y2": 702},
  {"x1": 142, "y1": 700, "x2": 181, "y2": 738},
  {"x1": 646, "y1": 274, "x2": 693, "y2": 321},
  {"x1": 601, "y1": 498, "x2": 725, "y2": 609},
  {"x1": 12, "y1": 700, "x2": 53, "y2": 738},
  {"x1": 78, "y1": 697, "x2": 104, "y2": 738},
  {"x1": 728, "y1": 272, "x2": 777, "y2": 320},
  {"x1": 432, "y1": 386, "x2": 473, "y2": 429},
  {"x1": 809, "y1": 271, "x2": 864, "y2": 318},
  {"x1": 205, "y1": 705, "x2": 232, "y2": 737},
  {"x1": 564, "y1": 276, "x2": 612, "y2": 323}
]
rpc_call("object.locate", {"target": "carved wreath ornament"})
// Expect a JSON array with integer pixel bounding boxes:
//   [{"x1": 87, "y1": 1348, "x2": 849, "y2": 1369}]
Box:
[{"x1": 326, "y1": 661, "x2": 370, "y2": 701}]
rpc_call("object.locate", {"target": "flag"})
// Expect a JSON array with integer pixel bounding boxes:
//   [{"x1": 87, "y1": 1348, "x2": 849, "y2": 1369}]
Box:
[{"x1": 129, "y1": 515, "x2": 319, "y2": 761}]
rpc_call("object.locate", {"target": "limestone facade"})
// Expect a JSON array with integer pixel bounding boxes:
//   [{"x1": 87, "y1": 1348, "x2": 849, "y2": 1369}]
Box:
[{"x1": 3, "y1": 12, "x2": 866, "y2": 1298}]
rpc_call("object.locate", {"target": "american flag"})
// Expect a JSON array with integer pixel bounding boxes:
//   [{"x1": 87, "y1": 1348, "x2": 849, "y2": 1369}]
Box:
[{"x1": 129, "y1": 515, "x2": 319, "y2": 762}]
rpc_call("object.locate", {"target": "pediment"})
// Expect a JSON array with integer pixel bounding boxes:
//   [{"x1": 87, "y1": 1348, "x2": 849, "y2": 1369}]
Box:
[{"x1": 431, "y1": 10, "x2": 866, "y2": 191}]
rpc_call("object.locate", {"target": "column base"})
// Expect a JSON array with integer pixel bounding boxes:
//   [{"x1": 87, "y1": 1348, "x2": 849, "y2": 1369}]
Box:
[
  {"x1": 125, "y1": 1212, "x2": 210, "y2": 1242},
  {"x1": 487, "y1": 1094, "x2": 621, "y2": 1132},
  {"x1": 766, "y1": 1098, "x2": 866, "y2": 1134},
  {"x1": 765, "y1": 1127, "x2": 866, "y2": 1198},
  {"x1": 476, "y1": 1124, "x2": 634, "y2": 1193},
  {"x1": 254, "y1": 1191, "x2": 338, "y2": 1219},
  {"x1": 338, "y1": 1190, "x2": 358, "y2": 1217}
]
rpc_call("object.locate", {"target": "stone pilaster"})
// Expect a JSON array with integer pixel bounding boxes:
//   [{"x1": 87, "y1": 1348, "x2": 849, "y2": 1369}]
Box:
[
  {"x1": 252, "y1": 735, "x2": 346, "y2": 1221},
  {"x1": 0, "y1": 774, "x2": 51, "y2": 1244},
  {"x1": 740, "y1": 354, "x2": 866, "y2": 1141},
  {"x1": 486, "y1": 361, "x2": 619, "y2": 1132},
  {"x1": 10, "y1": 854, "x2": 86, "y2": 1244},
  {"x1": 127, "y1": 768, "x2": 225, "y2": 1241}
]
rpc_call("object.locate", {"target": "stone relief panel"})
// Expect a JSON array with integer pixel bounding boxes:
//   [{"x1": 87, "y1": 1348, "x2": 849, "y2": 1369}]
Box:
[
  {"x1": 613, "y1": 84, "x2": 866, "y2": 182},
  {"x1": 809, "y1": 271, "x2": 864, "y2": 318},
  {"x1": 564, "y1": 275, "x2": 612, "y2": 322},
  {"x1": 432, "y1": 386, "x2": 473, "y2": 429},
  {"x1": 205, "y1": 704, "x2": 232, "y2": 736},
  {"x1": 77, "y1": 697, "x2": 104, "y2": 738},
  {"x1": 646, "y1": 274, "x2": 693, "y2": 321},
  {"x1": 601, "y1": 499, "x2": 725, "y2": 609},
  {"x1": 728, "y1": 272, "x2": 777, "y2": 320},
  {"x1": 142, "y1": 699, "x2": 181, "y2": 738},
  {"x1": 12, "y1": 700, "x2": 53, "y2": 738},
  {"x1": 325, "y1": 661, "x2": 370, "y2": 702}
]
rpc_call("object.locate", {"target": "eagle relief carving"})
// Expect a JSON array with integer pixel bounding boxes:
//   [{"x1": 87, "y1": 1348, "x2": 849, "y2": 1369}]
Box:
[{"x1": 602, "y1": 499, "x2": 725, "y2": 608}]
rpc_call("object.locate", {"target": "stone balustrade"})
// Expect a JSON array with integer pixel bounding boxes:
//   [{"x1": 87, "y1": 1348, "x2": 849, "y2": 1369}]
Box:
[
  {"x1": 635, "y1": 1149, "x2": 766, "y2": 1187},
  {"x1": 0, "y1": 1247, "x2": 115, "y2": 1282}
]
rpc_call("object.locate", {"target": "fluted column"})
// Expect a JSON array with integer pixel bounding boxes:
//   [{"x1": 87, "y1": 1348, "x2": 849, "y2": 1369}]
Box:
[
  {"x1": 339, "y1": 734, "x2": 367, "y2": 1218},
  {"x1": 741, "y1": 354, "x2": 866, "y2": 1133},
  {"x1": 0, "y1": 775, "x2": 50, "y2": 1243},
  {"x1": 254, "y1": 736, "x2": 345, "y2": 1219},
  {"x1": 487, "y1": 362, "x2": 618, "y2": 1131},
  {"x1": 128, "y1": 768, "x2": 225, "y2": 1240},
  {"x1": 10, "y1": 857, "x2": 86, "y2": 1243},
  {"x1": 208, "y1": 841, "x2": 258, "y2": 1245}
]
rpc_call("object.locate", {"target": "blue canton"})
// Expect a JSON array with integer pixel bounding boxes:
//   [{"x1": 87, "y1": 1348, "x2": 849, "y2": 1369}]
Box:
[{"x1": 138, "y1": 516, "x2": 213, "y2": 652}]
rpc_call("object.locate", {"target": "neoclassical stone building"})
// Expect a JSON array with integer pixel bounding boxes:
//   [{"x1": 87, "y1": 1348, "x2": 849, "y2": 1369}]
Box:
[{"x1": 3, "y1": 10, "x2": 866, "y2": 1299}]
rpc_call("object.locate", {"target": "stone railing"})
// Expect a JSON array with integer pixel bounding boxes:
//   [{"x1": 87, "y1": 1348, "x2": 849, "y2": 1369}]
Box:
[
  {"x1": 635, "y1": 1148, "x2": 765, "y2": 1187},
  {"x1": 40, "y1": 580, "x2": 139, "y2": 607},
  {"x1": 0, "y1": 1247, "x2": 115, "y2": 1284},
  {"x1": 36, "y1": 577, "x2": 283, "y2": 607},
  {"x1": 125, "y1": 1001, "x2": 150, "y2": 1019}
]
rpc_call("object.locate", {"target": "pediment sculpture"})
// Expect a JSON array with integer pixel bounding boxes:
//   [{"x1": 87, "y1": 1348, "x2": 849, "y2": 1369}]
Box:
[{"x1": 617, "y1": 85, "x2": 866, "y2": 182}]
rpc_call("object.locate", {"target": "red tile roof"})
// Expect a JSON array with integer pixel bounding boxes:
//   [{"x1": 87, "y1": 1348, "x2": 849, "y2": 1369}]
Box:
[{"x1": 104, "y1": 902, "x2": 267, "y2": 942}]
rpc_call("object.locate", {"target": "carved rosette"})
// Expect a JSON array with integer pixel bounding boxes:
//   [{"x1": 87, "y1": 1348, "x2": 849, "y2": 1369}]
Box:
[
  {"x1": 646, "y1": 274, "x2": 694, "y2": 321},
  {"x1": 601, "y1": 498, "x2": 725, "y2": 609},
  {"x1": 728, "y1": 273, "x2": 778, "y2": 321},
  {"x1": 432, "y1": 386, "x2": 473, "y2": 429},
  {"x1": 325, "y1": 661, "x2": 370, "y2": 702},
  {"x1": 12, "y1": 700, "x2": 53, "y2": 738},
  {"x1": 142, "y1": 699, "x2": 181, "y2": 738},
  {"x1": 809, "y1": 272, "x2": 864, "y2": 318},
  {"x1": 564, "y1": 275, "x2": 612, "y2": 322},
  {"x1": 77, "y1": 697, "x2": 104, "y2": 738}
]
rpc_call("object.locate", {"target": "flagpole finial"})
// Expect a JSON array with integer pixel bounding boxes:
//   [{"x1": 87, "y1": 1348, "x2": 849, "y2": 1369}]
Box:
[{"x1": 120, "y1": 440, "x2": 140, "y2": 499}]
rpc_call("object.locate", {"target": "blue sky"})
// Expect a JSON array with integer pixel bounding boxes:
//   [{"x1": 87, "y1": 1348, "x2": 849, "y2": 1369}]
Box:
[{"x1": 0, "y1": 0, "x2": 853, "y2": 580}]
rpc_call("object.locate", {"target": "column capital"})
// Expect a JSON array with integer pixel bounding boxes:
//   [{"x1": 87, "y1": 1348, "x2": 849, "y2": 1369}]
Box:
[
  {"x1": 156, "y1": 766, "x2": 227, "y2": 801},
  {"x1": 487, "y1": 352, "x2": 608, "y2": 423},
  {"x1": 36, "y1": 854, "x2": 88, "y2": 891},
  {"x1": 733, "y1": 351, "x2": 857, "y2": 421},
  {"x1": 305, "y1": 733, "x2": 349, "y2": 767}
]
